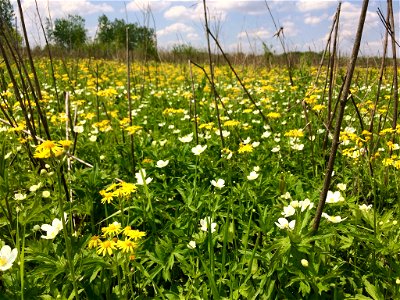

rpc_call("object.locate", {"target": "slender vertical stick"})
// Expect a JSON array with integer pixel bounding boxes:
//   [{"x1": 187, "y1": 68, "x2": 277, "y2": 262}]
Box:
[
  {"x1": 313, "y1": 0, "x2": 370, "y2": 233},
  {"x1": 202, "y1": 0, "x2": 225, "y2": 148},
  {"x1": 127, "y1": 27, "x2": 136, "y2": 175},
  {"x1": 388, "y1": 0, "x2": 398, "y2": 133},
  {"x1": 189, "y1": 60, "x2": 199, "y2": 145}
]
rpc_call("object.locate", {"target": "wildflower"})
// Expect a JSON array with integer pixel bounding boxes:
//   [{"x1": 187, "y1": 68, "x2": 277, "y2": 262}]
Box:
[
  {"x1": 191, "y1": 145, "x2": 207, "y2": 155},
  {"x1": 29, "y1": 183, "x2": 42, "y2": 192},
  {"x1": 14, "y1": 193, "x2": 27, "y2": 201},
  {"x1": 291, "y1": 143, "x2": 304, "y2": 151},
  {"x1": 199, "y1": 217, "x2": 217, "y2": 233},
  {"x1": 156, "y1": 160, "x2": 169, "y2": 168},
  {"x1": 321, "y1": 212, "x2": 346, "y2": 223},
  {"x1": 282, "y1": 205, "x2": 296, "y2": 217},
  {"x1": 89, "y1": 135, "x2": 97, "y2": 142},
  {"x1": 301, "y1": 259, "x2": 309, "y2": 267},
  {"x1": 0, "y1": 245, "x2": 18, "y2": 271},
  {"x1": 284, "y1": 129, "x2": 304, "y2": 138},
  {"x1": 337, "y1": 183, "x2": 347, "y2": 191},
  {"x1": 299, "y1": 198, "x2": 314, "y2": 212},
  {"x1": 88, "y1": 235, "x2": 101, "y2": 249},
  {"x1": 41, "y1": 217, "x2": 64, "y2": 239},
  {"x1": 275, "y1": 218, "x2": 295, "y2": 230},
  {"x1": 125, "y1": 229, "x2": 146, "y2": 241},
  {"x1": 280, "y1": 192, "x2": 291, "y2": 200},
  {"x1": 243, "y1": 137, "x2": 251, "y2": 144},
  {"x1": 252, "y1": 141, "x2": 260, "y2": 148},
  {"x1": 117, "y1": 239, "x2": 137, "y2": 254},
  {"x1": 187, "y1": 240, "x2": 196, "y2": 249},
  {"x1": 42, "y1": 191, "x2": 51, "y2": 198},
  {"x1": 34, "y1": 140, "x2": 64, "y2": 159},
  {"x1": 102, "y1": 221, "x2": 122, "y2": 237},
  {"x1": 135, "y1": 169, "x2": 153, "y2": 185},
  {"x1": 271, "y1": 145, "x2": 280, "y2": 153},
  {"x1": 97, "y1": 239, "x2": 117, "y2": 256},
  {"x1": 253, "y1": 166, "x2": 260, "y2": 172},
  {"x1": 396, "y1": 278, "x2": 400, "y2": 285},
  {"x1": 73, "y1": 125, "x2": 84, "y2": 133},
  {"x1": 125, "y1": 125, "x2": 142, "y2": 135},
  {"x1": 261, "y1": 130, "x2": 271, "y2": 138},
  {"x1": 359, "y1": 204, "x2": 372, "y2": 211},
  {"x1": 178, "y1": 133, "x2": 193, "y2": 143},
  {"x1": 211, "y1": 178, "x2": 225, "y2": 189},
  {"x1": 238, "y1": 143, "x2": 253, "y2": 154},
  {"x1": 325, "y1": 190, "x2": 344, "y2": 203},
  {"x1": 247, "y1": 171, "x2": 259, "y2": 181}
]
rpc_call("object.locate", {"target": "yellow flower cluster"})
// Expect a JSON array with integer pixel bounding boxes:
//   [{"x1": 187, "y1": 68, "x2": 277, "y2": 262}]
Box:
[
  {"x1": 88, "y1": 222, "x2": 146, "y2": 257},
  {"x1": 267, "y1": 112, "x2": 281, "y2": 119},
  {"x1": 99, "y1": 182, "x2": 137, "y2": 204},
  {"x1": 223, "y1": 120, "x2": 241, "y2": 127},
  {"x1": 125, "y1": 125, "x2": 142, "y2": 135},
  {"x1": 33, "y1": 140, "x2": 71, "y2": 159},
  {"x1": 284, "y1": 129, "x2": 304, "y2": 138},
  {"x1": 162, "y1": 108, "x2": 185, "y2": 115},
  {"x1": 238, "y1": 143, "x2": 253, "y2": 154}
]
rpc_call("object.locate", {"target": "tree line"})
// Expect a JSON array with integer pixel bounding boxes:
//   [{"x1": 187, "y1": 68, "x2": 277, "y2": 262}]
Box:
[{"x1": 0, "y1": 0, "x2": 157, "y2": 59}]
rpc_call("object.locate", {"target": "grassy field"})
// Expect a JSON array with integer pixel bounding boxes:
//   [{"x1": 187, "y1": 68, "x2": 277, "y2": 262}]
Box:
[{"x1": 0, "y1": 58, "x2": 399, "y2": 299}]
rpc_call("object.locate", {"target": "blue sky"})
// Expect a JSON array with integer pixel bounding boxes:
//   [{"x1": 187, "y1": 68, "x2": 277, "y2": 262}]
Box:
[{"x1": 14, "y1": 0, "x2": 399, "y2": 56}]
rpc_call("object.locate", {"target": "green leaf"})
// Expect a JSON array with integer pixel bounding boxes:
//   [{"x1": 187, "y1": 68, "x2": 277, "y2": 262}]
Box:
[{"x1": 363, "y1": 278, "x2": 384, "y2": 300}]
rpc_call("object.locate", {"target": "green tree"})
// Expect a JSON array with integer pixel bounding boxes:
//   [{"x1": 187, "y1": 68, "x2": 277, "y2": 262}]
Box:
[
  {"x1": 0, "y1": 0, "x2": 14, "y2": 30},
  {"x1": 47, "y1": 14, "x2": 87, "y2": 50},
  {"x1": 95, "y1": 14, "x2": 157, "y2": 58}
]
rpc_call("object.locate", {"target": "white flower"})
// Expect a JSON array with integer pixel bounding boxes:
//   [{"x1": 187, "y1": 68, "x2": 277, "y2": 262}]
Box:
[
  {"x1": 359, "y1": 204, "x2": 372, "y2": 211},
  {"x1": 321, "y1": 212, "x2": 346, "y2": 223},
  {"x1": 42, "y1": 191, "x2": 51, "y2": 198},
  {"x1": 336, "y1": 183, "x2": 347, "y2": 191},
  {"x1": 299, "y1": 198, "x2": 314, "y2": 212},
  {"x1": 325, "y1": 191, "x2": 344, "y2": 203},
  {"x1": 291, "y1": 143, "x2": 304, "y2": 151},
  {"x1": 14, "y1": 193, "x2": 27, "y2": 201},
  {"x1": 253, "y1": 166, "x2": 260, "y2": 172},
  {"x1": 4, "y1": 152, "x2": 12, "y2": 159},
  {"x1": 29, "y1": 183, "x2": 42, "y2": 192},
  {"x1": 275, "y1": 218, "x2": 295, "y2": 230},
  {"x1": 280, "y1": 192, "x2": 291, "y2": 200},
  {"x1": 282, "y1": 205, "x2": 296, "y2": 217},
  {"x1": 159, "y1": 139, "x2": 168, "y2": 146},
  {"x1": 247, "y1": 171, "x2": 259, "y2": 181},
  {"x1": 243, "y1": 137, "x2": 251, "y2": 144},
  {"x1": 135, "y1": 169, "x2": 153, "y2": 185},
  {"x1": 40, "y1": 216, "x2": 65, "y2": 239},
  {"x1": 271, "y1": 145, "x2": 280, "y2": 153},
  {"x1": 191, "y1": 144, "x2": 207, "y2": 155},
  {"x1": 211, "y1": 178, "x2": 225, "y2": 189},
  {"x1": 178, "y1": 133, "x2": 193, "y2": 143},
  {"x1": 252, "y1": 141, "x2": 260, "y2": 148},
  {"x1": 187, "y1": 240, "x2": 196, "y2": 249},
  {"x1": 0, "y1": 245, "x2": 18, "y2": 271},
  {"x1": 156, "y1": 160, "x2": 169, "y2": 168},
  {"x1": 290, "y1": 200, "x2": 299, "y2": 208},
  {"x1": 301, "y1": 259, "x2": 309, "y2": 267},
  {"x1": 199, "y1": 217, "x2": 217, "y2": 233},
  {"x1": 73, "y1": 125, "x2": 84, "y2": 133},
  {"x1": 261, "y1": 130, "x2": 271, "y2": 138},
  {"x1": 89, "y1": 135, "x2": 97, "y2": 142}
]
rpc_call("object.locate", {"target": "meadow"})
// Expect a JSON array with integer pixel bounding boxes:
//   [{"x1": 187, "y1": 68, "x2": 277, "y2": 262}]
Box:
[{"x1": 0, "y1": 57, "x2": 399, "y2": 299}]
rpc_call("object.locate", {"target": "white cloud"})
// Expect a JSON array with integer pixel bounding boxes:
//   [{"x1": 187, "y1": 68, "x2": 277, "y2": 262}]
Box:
[
  {"x1": 164, "y1": 4, "x2": 227, "y2": 22},
  {"x1": 304, "y1": 15, "x2": 327, "y2": 25},
  {"x1": 297, "y1": 0, "x2": 338, "y2": 12},
  {"x1": 237, "y1": 28, "x2": 270, "y2": 40},
  {"x1": 126, "y1": 0, "x2": 170, "y2": 13},
  {"x1": 157, "y1": 22, "x2": 195, "y2": 37}
]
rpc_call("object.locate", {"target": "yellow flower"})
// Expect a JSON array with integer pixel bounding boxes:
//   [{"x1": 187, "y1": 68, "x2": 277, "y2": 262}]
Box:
[
  {"x1": 101, "y1": 222, "x2": 122, "y2": 237},
  {"x1": 284, "y1": 129, "x2": 304, "y2": 138},
  {"x1": 34, "y1": 140, "x2": 64, "y2": 159},
  {"x1": 238, "y1": 143, "x2": 254, "y2": 154},
  {"x1": 117, "y1": 238, "x2": 138, "y2": 254},
  {"x1": 125, "y1": 229, "x2": 146, "y2": 241},
  {"x1": 88, "y1": 235, "x2": 101, "y2": 249},
  {"x1": 58, "y1": 140, "x2": 73, "y2": 149},
  {"x1": 223, "y1": 120, "x2": 241, "y2": 127},
  {"x1": 267, "y1": 112, "x2": 281, "y2": 119},
  {"x1": 126, "y1": 125, "x2": 142, "y2": 135},
  {"x1": 97, "y1": 239, "x2": 117, "y2": 256}
]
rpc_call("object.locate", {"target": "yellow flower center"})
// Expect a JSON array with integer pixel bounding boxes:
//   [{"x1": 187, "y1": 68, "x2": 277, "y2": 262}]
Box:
[{"x1": 0, "y1": 257, "x2": 7, "y2": 267}]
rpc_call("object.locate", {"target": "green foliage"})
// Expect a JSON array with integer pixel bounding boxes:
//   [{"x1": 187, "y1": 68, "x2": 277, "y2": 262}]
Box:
[
  {"x1": 95, "y1": 14, "x2": 157, "y2": 58},
  {"x1": 0, "y1": 0, "x2": 14, "y2": 29},
  {"x1": 46, "y1": 14, "x2": 87, "y2": 50}
]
